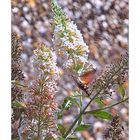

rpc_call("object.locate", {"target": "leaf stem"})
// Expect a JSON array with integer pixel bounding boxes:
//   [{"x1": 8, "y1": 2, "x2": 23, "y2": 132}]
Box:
[{"x1": 84, "y1": 97, "x2": 129, "y2": 114}]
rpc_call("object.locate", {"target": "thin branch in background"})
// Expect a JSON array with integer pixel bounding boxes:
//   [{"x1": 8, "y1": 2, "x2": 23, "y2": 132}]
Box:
[{"x1": 84, "y1": 97, "x2": 129, "y2": 114}]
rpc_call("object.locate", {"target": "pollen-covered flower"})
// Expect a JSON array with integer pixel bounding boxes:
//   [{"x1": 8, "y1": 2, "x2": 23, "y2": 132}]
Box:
[{"x1": 51, "y1": 0, "x2": 94, "y2": 74}]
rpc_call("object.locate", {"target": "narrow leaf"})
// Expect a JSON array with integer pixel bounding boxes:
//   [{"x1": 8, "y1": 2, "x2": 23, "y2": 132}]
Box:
[
  {"x1": 62, "y1": 98, "x2": 72, "y2": 110},
  {"x1": 90, "y1": 110, "x2": 112, "y2": 120},
  {"x1": 75, "y1": 124, "x2": 91, "y2": 132},
  {"x1": 95, "y1": 98, "x2": 104, "y2": 107},
  {"x1": 57, "y1": 124, "x2": 66, "y2": 135},
  {"x1": 72, "y1": 92, "x2": 82, "y2": 98},
  {"x1": 57, "y1": 112, "x2": 62, "y2": 119},
  {"x1": 118, "y1": 85, "x2": 125, "y2": 99}
]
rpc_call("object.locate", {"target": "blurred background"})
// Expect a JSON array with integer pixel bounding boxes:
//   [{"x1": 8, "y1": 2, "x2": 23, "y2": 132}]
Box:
[{"x1": 12, "y1": 0, "x2": 128, "y2": 139}]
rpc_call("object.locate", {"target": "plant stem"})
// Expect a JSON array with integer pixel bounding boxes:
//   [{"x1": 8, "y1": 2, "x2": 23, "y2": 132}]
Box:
[
  {"x1": 84, "y1": 97, "x2": 129, "y2": 114},
  {"x1": 63, "y1": 91, "x2": 101, "y2": 138},
  {"x1": 37, "y1": 103, "x2": 42, "y2": 139}
]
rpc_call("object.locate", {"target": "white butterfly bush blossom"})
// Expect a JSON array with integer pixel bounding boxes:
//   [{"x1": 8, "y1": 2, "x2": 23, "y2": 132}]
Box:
[
  {"x1": 51, "y1": 0, "x2": 95, "y2": 74},
  {"x1": 32, "y1": 44, "x2": 60, "y2": 78}
]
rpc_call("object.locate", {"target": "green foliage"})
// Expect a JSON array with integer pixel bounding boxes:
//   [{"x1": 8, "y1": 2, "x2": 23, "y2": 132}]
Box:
[
  {"x1": 73, "y1": 63, "x2": 84, "y2": 73},
  {"x1": 89, "y1": 110, "x2": 113, "y2": 120},
  {"x1": 51, "y1": 0, "x2": 68, "y2": 26},
  {"x1": 57, "y1": 124, "x2": 66, "y2": 136},
  {"x1": 71, "y1": 92, "x2": 83, "y2": 98},
  {"x1": 94, "y1": 97, "x2": 105, "y2": 107},
  {"x1": 61, "y1": 93, "x2": 82, "y2": 110},
  {"x1": 61, "y1": 97, "x2": 74, "y2": 110},
  {"x1": 57, "y1": 111, "x2": 63, "y2": 119},
  {"x1": 118, "y1": 85, "x2": 126, "y2": 99},
  {"x1": 74, "y1": 124, "x2": 91, "y2": 132}
]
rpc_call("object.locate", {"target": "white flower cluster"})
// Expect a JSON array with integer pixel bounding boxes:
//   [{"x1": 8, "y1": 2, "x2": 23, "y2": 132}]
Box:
[
  {"x1": 54, "y1": 21, "x2": 89, "y2": 56},
  {"x1": 32, "y1": 44, "x2": 60, "y2": 78},
  {"x1": 52, "y1": 0, "x2": 94, "y2": 74}
]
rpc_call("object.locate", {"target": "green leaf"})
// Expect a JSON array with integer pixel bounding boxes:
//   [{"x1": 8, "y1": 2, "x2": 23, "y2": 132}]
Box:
[
  {"x1": 62, "y1": 96, "x2": 80, "y2": 110},
  {"x1": 61, "y1": 92, "x2": 82, "y2": 111},
  {"x1": 67, "y1": 97, "x2": 80, "y2": 107},
  {"x1": 75, "y1": 124, "x2": 91, "y2": 132},
  {"x1": 118, "y1": 85, "x2": 125, "y2": 99},
  {"x1": 72, "y1": 92, "x2": 82, "y2": 98},
  {"x1": 94, "y1": 98, "x2": 104, "y2": 107},
  {"x1": 90, "y1": 110, "x2": 112, "y2": 120},
  {"x1": 57, "y1": 124, "x2": 66, "y2": 135},
  {"x1": 62, "y1": 97, "x2": 73, "y2": 110},
  {"x1": 57, "y1": 112, "x2": 62, "y2": 119}
]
